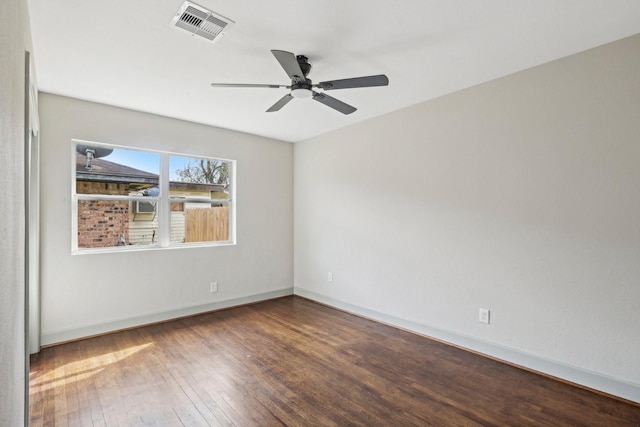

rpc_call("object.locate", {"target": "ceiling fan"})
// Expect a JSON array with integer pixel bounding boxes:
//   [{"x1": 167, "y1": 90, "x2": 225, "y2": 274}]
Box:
[{"x1": 210, "y1": 50, "x2": 389, "y2": 115}]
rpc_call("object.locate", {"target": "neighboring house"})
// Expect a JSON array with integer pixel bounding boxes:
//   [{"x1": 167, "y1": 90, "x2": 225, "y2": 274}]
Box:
[{"x1": 76, "y1": 153, "x2": 227, "y2": 248}]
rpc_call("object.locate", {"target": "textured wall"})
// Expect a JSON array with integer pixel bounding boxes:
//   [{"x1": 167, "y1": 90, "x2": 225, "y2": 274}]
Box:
[
  {"x1": 38, "y1": 94, "x2": 294, "y2": 343},
  {"x1": 295, "y1": 34, "x2": 640, "y2": 390},
  {"x1": 0, "y1": 0, "x2": 31, "y2": 424}
]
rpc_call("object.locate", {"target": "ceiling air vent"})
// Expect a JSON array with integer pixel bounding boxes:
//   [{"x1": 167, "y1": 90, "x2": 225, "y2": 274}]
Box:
[{"x1": 170, "y1": 1, "x2": 234, "y2": 43}]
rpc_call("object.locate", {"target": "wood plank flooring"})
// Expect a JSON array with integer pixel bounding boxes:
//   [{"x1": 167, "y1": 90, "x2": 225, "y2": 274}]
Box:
[{"x1": 30, "y1": 296, "x2": 640, "y2": 426}]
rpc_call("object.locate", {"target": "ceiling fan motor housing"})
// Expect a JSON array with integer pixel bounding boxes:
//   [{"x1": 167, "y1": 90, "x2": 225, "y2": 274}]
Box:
[
  {"x1": 296, "y1": 55, "x2": 312, "y2": 77},
  {"x1": 291, "y1": 56, "x2": 313, "y2": 98}
]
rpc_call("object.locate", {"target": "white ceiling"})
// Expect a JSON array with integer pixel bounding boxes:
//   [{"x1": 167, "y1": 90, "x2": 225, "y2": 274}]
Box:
[{"x1": 27, "y1": 0, "x2": 640, "y2": 142}]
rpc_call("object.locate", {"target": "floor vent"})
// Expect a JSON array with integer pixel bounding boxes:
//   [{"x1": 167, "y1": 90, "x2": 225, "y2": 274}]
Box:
[{"x1": 170, "y1": 1, "x2": 234, "y2": 43}]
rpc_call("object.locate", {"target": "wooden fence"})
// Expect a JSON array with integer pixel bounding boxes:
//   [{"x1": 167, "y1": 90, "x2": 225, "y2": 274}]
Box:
[{"x1": 185, "y1": 206, "x2": 229, "y2": 242}]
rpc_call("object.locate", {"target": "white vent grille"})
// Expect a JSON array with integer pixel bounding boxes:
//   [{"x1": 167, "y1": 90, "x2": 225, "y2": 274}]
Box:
[{"x1": 170, "y1": 1, "x2": 234, "y2": 43}]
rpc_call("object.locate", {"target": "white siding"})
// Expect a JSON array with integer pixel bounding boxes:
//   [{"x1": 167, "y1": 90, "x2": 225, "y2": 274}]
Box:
[{"x1": 128, "y1": 212, "x2": 186, "y2": 245}]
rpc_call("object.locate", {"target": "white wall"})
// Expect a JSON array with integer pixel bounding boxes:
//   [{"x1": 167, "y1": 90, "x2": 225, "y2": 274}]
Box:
[
  {"x1": 0, "y1": 0, "x2": 32, "y2": 424},
  {"x1": 294, "y1": 34, "x2": 640, "y2": 396},
  {"x1": 39, "y1": 94, "x2": 293, "y2": 344}
]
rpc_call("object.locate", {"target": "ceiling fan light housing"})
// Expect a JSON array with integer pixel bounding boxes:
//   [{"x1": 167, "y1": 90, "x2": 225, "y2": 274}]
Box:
[{"x1": 291, "y1": 88, "x2": 313, "y2": 99}]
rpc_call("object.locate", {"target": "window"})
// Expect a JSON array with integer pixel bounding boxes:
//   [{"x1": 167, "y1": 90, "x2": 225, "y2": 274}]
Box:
[{"x1": 72, "y1": 141, "x2": 234, "y2": 252}]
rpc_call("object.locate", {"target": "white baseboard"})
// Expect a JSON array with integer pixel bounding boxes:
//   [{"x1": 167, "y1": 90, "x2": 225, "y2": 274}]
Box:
[
  {"x1": 294, "y1": 287, "x2": 640, "y2": 404},
  {"x1": 40, "y1": 287, "x2": 294, "y2": 347}
]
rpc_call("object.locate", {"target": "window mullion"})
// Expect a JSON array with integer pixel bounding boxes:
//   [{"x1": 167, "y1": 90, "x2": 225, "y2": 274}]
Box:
[{"x1": 159, "y1": 153, "x2": 170, "y2": 247}]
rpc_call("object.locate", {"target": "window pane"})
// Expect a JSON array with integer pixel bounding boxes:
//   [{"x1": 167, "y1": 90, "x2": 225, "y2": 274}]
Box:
[
  {"x1": 169, "y1": 155, "x2": 231, "y2": 243},
  {"x1": 169, "y1": 155, "x2": 230, "y2": 200},
  {"x1": 75, "y1": 144, "x2": 159, "y2": 195},
  {"x1": 170, "y1": 202, "x2": 229, "y2": 243}
]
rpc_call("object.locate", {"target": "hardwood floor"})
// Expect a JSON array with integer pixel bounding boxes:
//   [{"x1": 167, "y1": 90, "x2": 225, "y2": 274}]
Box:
[{"x1": 30, "y1": 296, "x2": 640, "y2": 426}]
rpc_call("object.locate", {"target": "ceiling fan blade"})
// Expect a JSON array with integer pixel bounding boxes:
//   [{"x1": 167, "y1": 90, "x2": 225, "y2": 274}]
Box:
[
  {"x1": 271, "y1": 50, "x2": 306, "y2": 83},
  {"x1": 312, "y1": 92, "x2": 357, "y2": 115},
  {"x1": 266, "y1": 94, "x2": 294, "y2": 112},
  {"x1": 316, "y1": 74, "x2": 389, "y2": 90},
  {"x1": 210, "y1": 83, "x2": 288, "y2": 88}
]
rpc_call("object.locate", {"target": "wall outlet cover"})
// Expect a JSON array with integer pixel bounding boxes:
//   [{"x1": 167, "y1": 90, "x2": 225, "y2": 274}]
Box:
[{"x1": 479, "y1": 308, "x2": 490, "y2": 324}]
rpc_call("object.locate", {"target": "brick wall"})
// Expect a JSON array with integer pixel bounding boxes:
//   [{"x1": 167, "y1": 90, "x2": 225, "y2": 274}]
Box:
[
  {"x1": 76, "y1": 181, "x2": 129, "y2": 195},
  {"x1": 77, "y1": 181, "x2": 131, "y2": 248}
]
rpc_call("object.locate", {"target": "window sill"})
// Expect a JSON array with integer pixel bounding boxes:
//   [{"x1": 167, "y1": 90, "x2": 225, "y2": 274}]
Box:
[{"x1": 72, "y1": 240, "x2": 236, "y2": 255}]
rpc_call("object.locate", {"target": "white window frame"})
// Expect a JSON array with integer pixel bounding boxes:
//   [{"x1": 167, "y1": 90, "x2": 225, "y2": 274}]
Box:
[{"x1": 72, "y1": 139, "x2": 236, "y2": 254}]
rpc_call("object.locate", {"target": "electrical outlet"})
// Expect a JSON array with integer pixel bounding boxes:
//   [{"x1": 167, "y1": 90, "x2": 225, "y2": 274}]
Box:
[
  {"x1": 328, "y1": 272, "x2": 333, "y2": 282},
  {"x1": 210, "y1": 282, "x2": 218, "y2": 293},
  {"x1": 479, "y1": 308, "x2": 490, "y2": 324}
]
